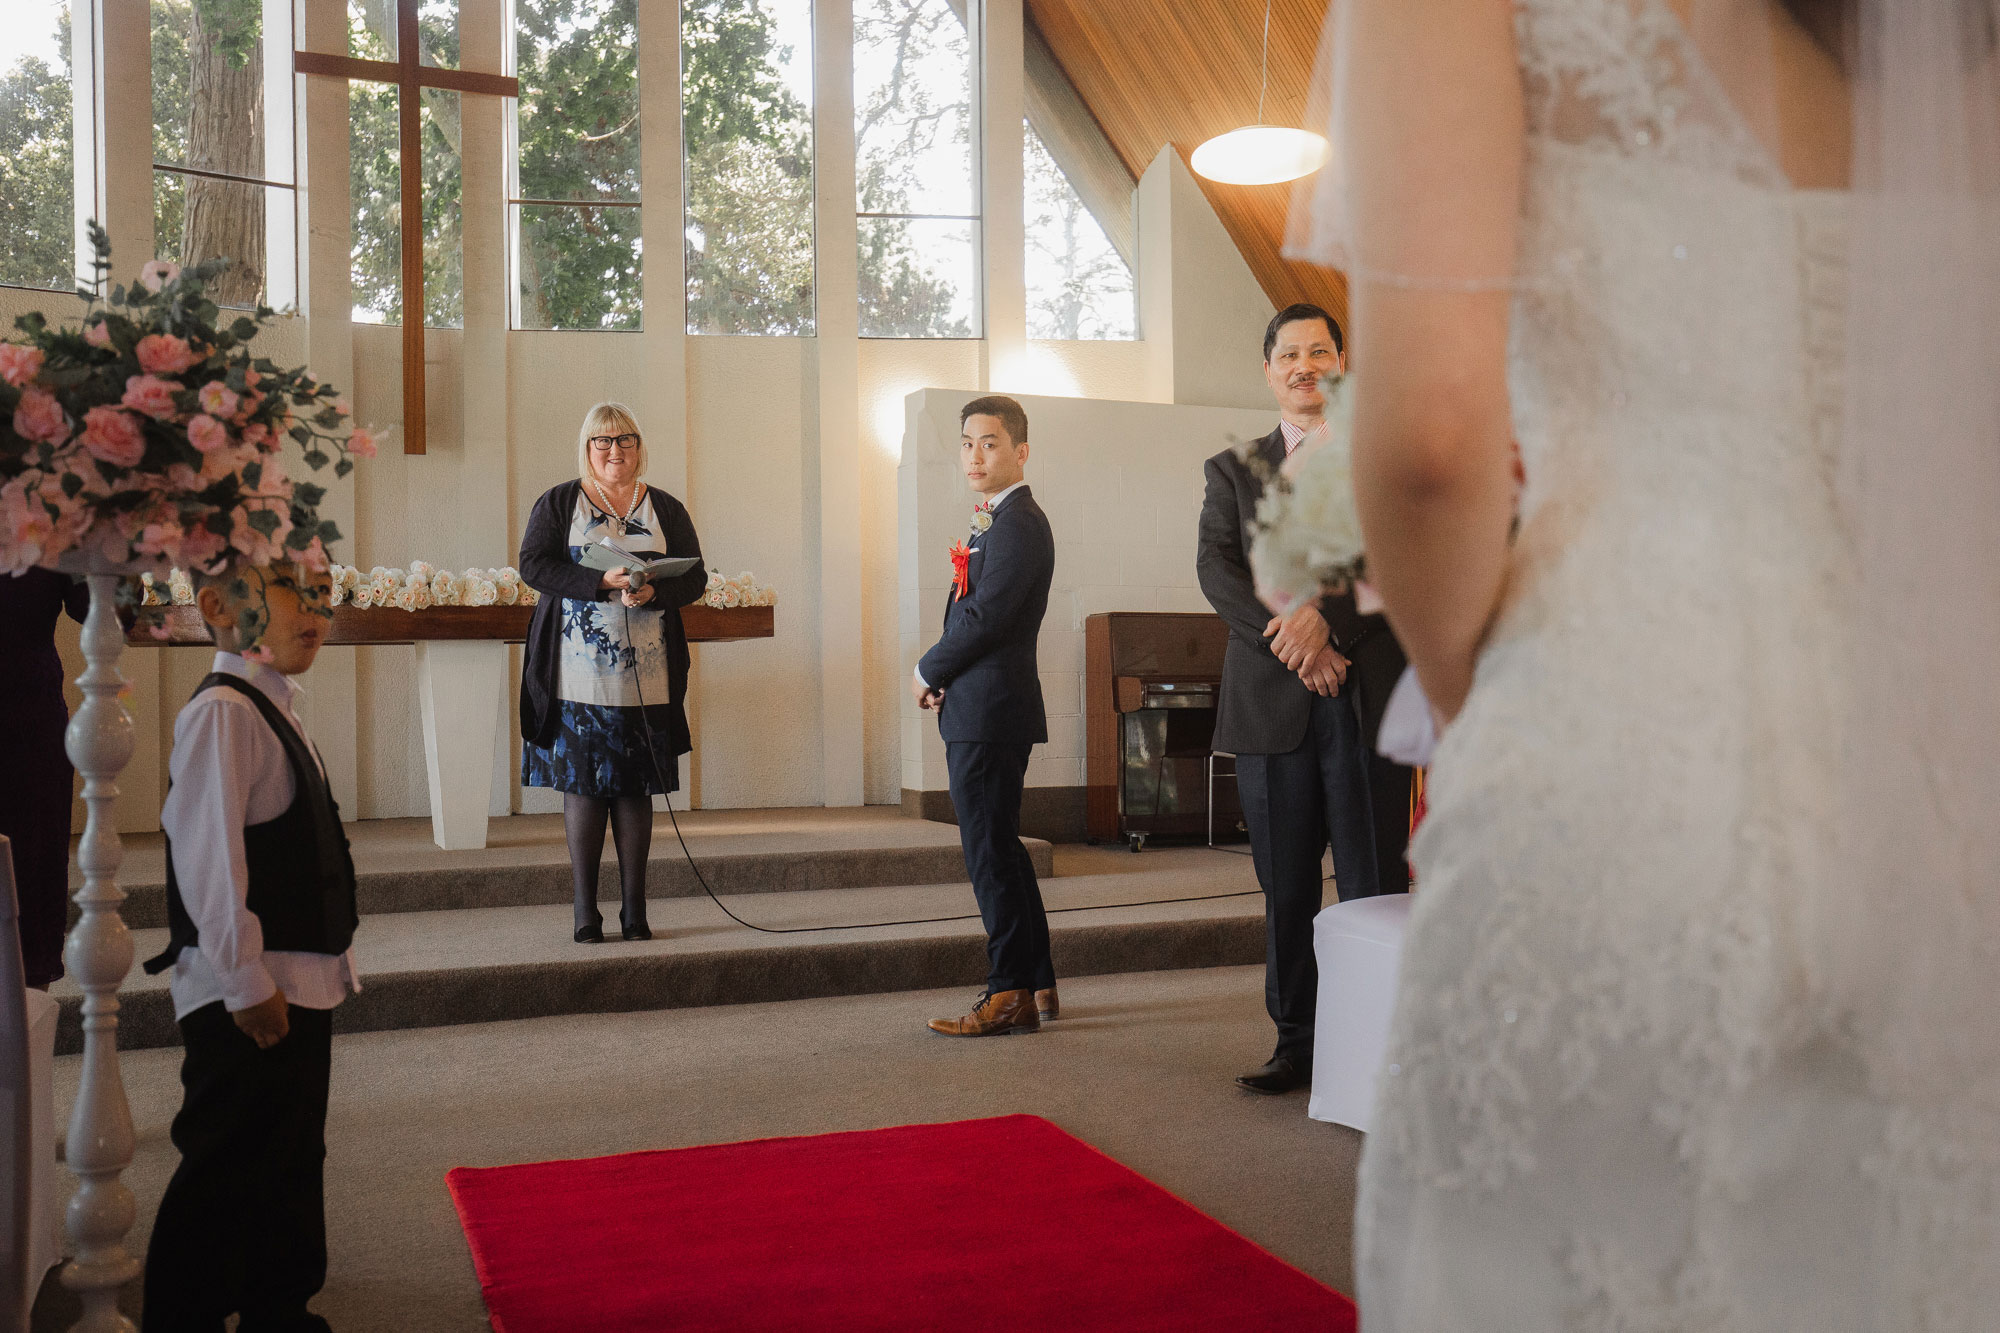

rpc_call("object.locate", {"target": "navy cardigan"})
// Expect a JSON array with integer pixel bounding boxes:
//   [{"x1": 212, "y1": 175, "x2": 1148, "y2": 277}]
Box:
[{"x1": 517, "y1": 479, "x2": 708, "y2": 749}]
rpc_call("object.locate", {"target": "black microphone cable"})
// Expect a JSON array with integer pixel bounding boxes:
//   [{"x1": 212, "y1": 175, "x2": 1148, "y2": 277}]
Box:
[{"x1": 614, "y1": 597, "x2": 1259, "y2": 935}]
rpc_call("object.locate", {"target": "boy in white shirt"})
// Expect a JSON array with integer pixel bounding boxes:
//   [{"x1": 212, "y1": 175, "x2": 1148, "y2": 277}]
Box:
[{"x1": 140, "y1": 560, "x2": 359, "y2": 1333}]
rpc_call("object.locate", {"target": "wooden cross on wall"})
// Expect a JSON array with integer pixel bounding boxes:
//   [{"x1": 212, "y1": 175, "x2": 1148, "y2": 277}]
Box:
[{"x1": 296, "y1": 2, "x2": 518, "y2": 455}]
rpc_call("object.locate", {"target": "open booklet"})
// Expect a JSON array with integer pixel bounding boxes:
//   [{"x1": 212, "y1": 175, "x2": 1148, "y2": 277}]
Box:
[{"x1": 579, "y1": 536, "x2": 702, "y2": 584}]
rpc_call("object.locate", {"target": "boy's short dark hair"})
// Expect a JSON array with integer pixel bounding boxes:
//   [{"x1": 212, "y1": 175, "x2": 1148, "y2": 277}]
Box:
[
  {"x1": 1263, "y1": 303, "x2": 1345, "y2": 361},
  {"x1": 959, "y1": 395, "x2": 1029, "y2": 445}
]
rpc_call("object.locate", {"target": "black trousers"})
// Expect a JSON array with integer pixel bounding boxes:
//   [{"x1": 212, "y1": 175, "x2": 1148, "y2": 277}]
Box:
[
  {"x1": 143, "y1": 1002, "x2": 334, "y2": 1333},
  {"x1": 947, "y1": 740, "x2": 1055, "y2": 994},
  {"x1": 1235, "y1": 691, "x2": 1410, "y2": 1064}
]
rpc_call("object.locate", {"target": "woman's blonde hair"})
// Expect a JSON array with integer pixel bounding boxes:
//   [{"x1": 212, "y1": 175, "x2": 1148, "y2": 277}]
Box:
[{"x1": 576, "y1": 401, "x2": 648, "y2": 486}]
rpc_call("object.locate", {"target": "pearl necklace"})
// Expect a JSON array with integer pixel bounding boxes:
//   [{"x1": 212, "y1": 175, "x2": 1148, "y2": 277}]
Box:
[{"x1": 592, "y1": 479, "x2": 644, "y2": 532}]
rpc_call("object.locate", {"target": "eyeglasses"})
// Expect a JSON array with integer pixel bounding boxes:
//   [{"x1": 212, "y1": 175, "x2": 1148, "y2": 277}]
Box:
[{"x1": 589, "y1": 434, "x2": 640, "y2": 453}]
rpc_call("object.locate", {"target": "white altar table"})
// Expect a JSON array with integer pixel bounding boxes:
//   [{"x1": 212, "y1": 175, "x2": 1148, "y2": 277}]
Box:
[{"x1": 129, "y1": 604, "x2": 773, "y2": 850}]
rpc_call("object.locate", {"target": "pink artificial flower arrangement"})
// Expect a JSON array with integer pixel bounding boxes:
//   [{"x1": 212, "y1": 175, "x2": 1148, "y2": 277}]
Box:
[{"x1": 0, "y1": 222, "x2": 378, "y2": 604}]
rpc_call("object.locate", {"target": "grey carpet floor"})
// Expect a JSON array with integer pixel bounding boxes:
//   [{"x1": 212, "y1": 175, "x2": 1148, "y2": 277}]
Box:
[{"x1": 38, "y1": 964, "x2": 1363, "y2": 1332}]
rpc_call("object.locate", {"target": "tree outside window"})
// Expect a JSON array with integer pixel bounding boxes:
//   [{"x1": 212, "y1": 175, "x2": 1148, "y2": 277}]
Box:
[
  {"x1": 152, "y1": 0, "x2": 297, "y2": 311},
  {"x1": 854, "y1": 0, "x2": 978, "y2": 339},
  {"x1": 0, "y1": 1, "x2": 77, "y2": 293},
  {"x1": 1024, "y1": 121, "x2": 1132, "y2": 340},
  {"x1": 514, "y1": 0, "x2": 641, "y2": 332},
  {"x1": 681, "y1": 0, "x2": 814, "y2": 336},
  {"x1": 348, "y1": 0, "x2": 463, "y2": 327}
]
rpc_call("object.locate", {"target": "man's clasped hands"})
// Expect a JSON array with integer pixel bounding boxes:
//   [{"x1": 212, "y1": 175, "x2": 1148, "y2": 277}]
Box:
[{"x1": 1265, "y1": 601, "x2": 1348, "y2": 697}]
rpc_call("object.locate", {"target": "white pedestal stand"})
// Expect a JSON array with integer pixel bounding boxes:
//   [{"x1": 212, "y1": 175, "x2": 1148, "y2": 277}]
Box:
[
  {"x1": 415, "y1": 641, "x2": 507, "y2": 851},
  {"x1": 60, "y1": 572, "x2": 143, "y2": 1332}
]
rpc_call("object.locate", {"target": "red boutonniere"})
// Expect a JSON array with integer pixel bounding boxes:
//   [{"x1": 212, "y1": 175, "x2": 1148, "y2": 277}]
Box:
[{"x1": 948, "y1": 540, "x2": 972, "y2": 599}]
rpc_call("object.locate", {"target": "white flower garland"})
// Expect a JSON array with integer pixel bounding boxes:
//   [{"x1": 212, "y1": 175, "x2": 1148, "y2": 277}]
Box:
[
  {"x1": 700, "y1": 570, "x2": 778, "y2": 609},
  {"x1": 140, "y1": 562, "x2": 779, "y2": 611}
]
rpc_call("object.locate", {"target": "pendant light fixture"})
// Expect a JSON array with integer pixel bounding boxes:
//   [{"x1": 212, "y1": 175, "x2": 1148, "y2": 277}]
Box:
[{"x1": 1189, "y1": 0, "x2": 1330, "y2": 186}]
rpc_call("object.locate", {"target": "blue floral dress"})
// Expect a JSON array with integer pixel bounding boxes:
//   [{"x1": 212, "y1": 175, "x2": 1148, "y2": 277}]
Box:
[{"x1": 520, "y1": 490, "x2": 684, "y2": 797}]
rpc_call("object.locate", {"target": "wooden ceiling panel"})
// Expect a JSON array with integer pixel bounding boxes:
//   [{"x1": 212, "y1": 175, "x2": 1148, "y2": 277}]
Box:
[{"x1": 1026, "y1": 0, "x2": 1347, "y2": 330}]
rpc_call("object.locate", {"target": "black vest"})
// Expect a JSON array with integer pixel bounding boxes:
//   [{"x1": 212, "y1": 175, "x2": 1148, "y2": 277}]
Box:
[{"x1": 144, "y1": 673, "x2": 360, "y2": 976}]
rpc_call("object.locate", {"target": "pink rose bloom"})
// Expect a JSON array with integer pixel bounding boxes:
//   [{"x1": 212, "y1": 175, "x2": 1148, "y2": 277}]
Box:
[
  {"x1": 138, "y1": 260, "x2": 180, "y2": 294},
  {"x1": 297, "y1": 535, "x2": 330, "y2": 574},
  {"x1": 242, "y1": 365, "x2": 261, "y2": 388},
  {"x1": 187, "y1": 413, "x2": 230, "y2": 454},
  {"x1": 136, "y1": 518, "x2": 184, "y2": 562},
  {"x1": 346, "y1": 426, "x2": 380, "y2": 459},
  {"x1": 333, "y1": 397, "x2": 352, "y2": 418},
  {"x1": 84, "y1": 320, "x2": 112, "y2": 350},
  {"x1": 136, "y1": 333, "x2": 198, "y2": 376},
  {"x1": 0, "y1": 344, "x2": 44, "y2": 387},
  {"x1": 122, "y1": 374, "x2": 182, "y2": 421},
  {"x1": 12, "y1": 387, "x2": 69, "y2": 444},
  {"x1": 164, "y1": 462, "x2": 203, "y2": 491},
  {"x1": 178, "y1": 524, "x2": 228, "y2": 572},
  {"x1": 197, "y1": 382, "x2": 239, "y2": 418},
  {"x1": 79, "y1": 406, "x2": 146, "y2": 467},
  {"x1": 240, "y1": 422, "x2": 271, "y2": 450},
  {"x1": 0, "y1": 481, "x2": 54, "y2": 573},
  {"x1": 199, "y1": 441, "x2": 257, "y2": 484},
  {"x1": 245, "y1": 454, "x2": 293, "y2": 502}
]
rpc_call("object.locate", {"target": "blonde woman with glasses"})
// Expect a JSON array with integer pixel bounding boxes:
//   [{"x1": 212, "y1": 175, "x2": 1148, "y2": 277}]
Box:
[{"x1": 518, "y1": 402, "x2": 707, "y2": 944}]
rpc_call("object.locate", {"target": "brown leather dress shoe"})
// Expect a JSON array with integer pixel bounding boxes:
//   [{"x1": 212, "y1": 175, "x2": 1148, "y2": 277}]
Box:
[
  {"x1": 1035, "y1": 985, "x2": 1059, "y2": 1022},
  {"x1": 927, "y1": 989, "x2": 1040, "y2": 1037}
]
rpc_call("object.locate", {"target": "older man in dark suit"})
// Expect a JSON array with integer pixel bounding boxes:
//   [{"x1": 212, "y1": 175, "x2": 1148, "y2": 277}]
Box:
[
  {"x1": 1198, "y1": 304, "x2": 1414, "y2": 1094},
  {"x1": 914, "y1": 395, "x2": 1058, "y2": 1039}
]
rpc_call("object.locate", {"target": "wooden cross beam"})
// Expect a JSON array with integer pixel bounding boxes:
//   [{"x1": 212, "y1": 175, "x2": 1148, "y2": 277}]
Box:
[{"x1": 296, "y1": 1, "x2": 517, "y2": 455}]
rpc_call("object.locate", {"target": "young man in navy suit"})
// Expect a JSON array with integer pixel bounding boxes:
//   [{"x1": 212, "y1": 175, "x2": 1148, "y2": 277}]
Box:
[{"x1": 913, "y1": 395, "x2": 1058, "y2": 1038}]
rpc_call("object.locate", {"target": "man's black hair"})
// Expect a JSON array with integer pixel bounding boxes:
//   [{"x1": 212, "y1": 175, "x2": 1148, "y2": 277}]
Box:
[
  {"x1": 1263, "y1": 303, "x2": 1345, "y2": 361},
  {"x1": 960, "y1": 394, "x2": 1029, "y2": 445}
]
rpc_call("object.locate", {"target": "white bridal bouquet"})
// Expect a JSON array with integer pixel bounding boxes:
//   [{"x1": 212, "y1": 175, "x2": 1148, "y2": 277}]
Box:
[{"x1": 1244, "y1": 372, "x2": 1366, "y2": 614}]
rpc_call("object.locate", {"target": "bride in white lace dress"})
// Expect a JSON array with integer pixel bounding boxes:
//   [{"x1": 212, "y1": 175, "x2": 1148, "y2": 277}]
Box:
[{"x1": 1286, "y1": 0, "x2": 2000, "y2": 1326}]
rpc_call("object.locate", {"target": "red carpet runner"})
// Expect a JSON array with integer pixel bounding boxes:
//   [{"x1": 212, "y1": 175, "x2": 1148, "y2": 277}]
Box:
[{"x1": 447, "y1": 1113, "x2": 1357, "y2": 1332}]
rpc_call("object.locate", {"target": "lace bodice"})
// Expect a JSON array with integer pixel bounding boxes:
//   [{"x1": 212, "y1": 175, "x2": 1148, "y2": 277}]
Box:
[{"x1": 1347, "y1": 3, "x2": 2000, "y2": 1329}]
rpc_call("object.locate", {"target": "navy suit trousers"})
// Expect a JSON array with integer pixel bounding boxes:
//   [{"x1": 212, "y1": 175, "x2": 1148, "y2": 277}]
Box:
[
  {"x1": 1234, "y1": 690, "x2": 1404, "y2": 1063},
  {"x1": 947, "y1": 740, "x2": 1054, "y2": 994}
]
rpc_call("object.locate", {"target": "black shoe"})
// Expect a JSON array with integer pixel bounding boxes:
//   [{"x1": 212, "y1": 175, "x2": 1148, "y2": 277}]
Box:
[
  {"x1": 1235, "y1": 1054, "x2": 1311, "y2": 1095},
  {"x1": 575, "y1": 919, "x2": 605, "y2": 944},
  {"x1": 621, "y1": 918, "x2": 652, "y2": 942}
]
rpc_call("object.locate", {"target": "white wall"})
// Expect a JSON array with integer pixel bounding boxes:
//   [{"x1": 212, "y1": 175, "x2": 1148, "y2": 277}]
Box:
[{"x1": 898, "y1": 388, "x2": 1272, "y2": 798}]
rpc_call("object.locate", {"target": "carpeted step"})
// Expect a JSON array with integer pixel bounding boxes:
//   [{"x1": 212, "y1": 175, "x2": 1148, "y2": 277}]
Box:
[
  {"x1": 73, "y1": 809, "x2": 1054, "y2": 930},
  {"x1": 49, "y1": 850, "x2": 1265, "y2": 1055}
]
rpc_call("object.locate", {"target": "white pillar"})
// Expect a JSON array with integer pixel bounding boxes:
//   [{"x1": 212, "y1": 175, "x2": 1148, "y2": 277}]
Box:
[
  {"x1": 634, "y1": 0, "x2": 694, "y2": 809},
  {"x1": 977, "y1": 0, "x2": 1026, "y2": 390},
  {"x1": 295, "y1": 0, "x2": 363, "y2": 816},
  {"x1": 815, "y1": 0, "x2": 865, "y2": 807}
]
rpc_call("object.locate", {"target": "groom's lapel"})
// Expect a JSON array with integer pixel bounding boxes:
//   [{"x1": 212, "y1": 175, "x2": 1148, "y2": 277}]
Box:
[{"x1": 1256, "y1": 429, "x2": 1286, "y2": 490}]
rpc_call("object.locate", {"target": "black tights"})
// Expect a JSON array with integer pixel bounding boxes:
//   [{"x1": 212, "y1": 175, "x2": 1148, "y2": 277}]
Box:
[{"x1": 564, "y1": 793, "x2": 654, "y2": 930}]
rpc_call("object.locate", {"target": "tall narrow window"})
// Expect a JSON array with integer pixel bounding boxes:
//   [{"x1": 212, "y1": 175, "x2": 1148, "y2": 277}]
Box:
[
  {"x1": 348, "y1": 0, "x2": 462, "y2": 327},
  {"x1": 682, "y1": 0, "x2": 814, "y2": 335},
  {"x1": 853, "y1": 0, "x2": 978, "y2": 338},
  {"x1": 1024, "y1": 121, "x2": 1132, "y2": 340},
  {"x1": 513, "y1": 0, "x2": 640, "y2": 331},
  {"x1": 0, "y1": 0, "x2": 77, "y2": 292},
  {"x1": 151, "y1": 0, "x2": 297, "y2": 310}
]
